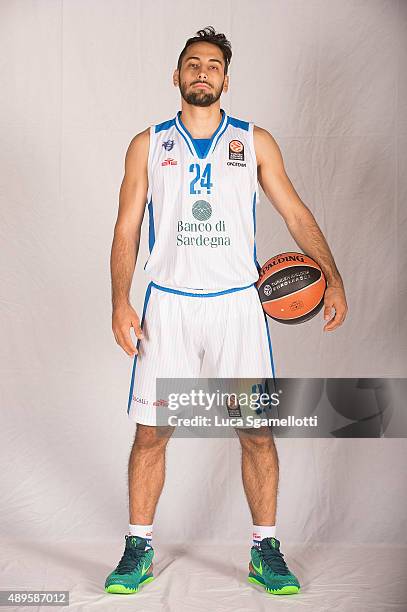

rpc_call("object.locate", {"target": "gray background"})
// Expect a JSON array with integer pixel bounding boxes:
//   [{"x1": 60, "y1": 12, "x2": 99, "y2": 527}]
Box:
[{"x1": 1, "y1": 1, "x2": 406, "y2": 610}]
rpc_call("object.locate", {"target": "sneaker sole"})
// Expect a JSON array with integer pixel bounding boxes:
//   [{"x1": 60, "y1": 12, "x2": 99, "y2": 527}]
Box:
[
  {"x1": 248, "y1": 575, "x2": 300, "y2": 595},
  {"x1": 105, "y1": 575, "x2": 154, "y2": 594}
]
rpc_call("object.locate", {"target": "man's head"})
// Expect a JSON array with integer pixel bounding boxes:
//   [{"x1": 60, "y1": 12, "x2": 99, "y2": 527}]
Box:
[{"x1": 173, "y1": 26, "x2": 232, "y2": 107}]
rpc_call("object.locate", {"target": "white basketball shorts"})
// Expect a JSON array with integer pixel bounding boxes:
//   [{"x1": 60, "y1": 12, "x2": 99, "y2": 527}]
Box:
[{"x1": 127, "y1": 281, "x2": 276, "y2": 426}]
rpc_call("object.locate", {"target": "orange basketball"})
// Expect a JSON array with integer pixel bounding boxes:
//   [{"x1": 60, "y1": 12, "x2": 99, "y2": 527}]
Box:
[{"x1": 256, "y1": 252, "x2": 326, "y2": 324}]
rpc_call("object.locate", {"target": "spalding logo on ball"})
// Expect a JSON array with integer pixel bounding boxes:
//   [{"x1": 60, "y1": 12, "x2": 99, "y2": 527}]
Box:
[{"x1": 256, "y1": 252, "x2": 326, "y2": 324}]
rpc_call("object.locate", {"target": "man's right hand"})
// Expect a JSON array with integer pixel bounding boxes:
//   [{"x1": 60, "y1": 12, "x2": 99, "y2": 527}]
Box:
[{"x1": 112, "y1": 303, "x2": 143, "y2": 356}]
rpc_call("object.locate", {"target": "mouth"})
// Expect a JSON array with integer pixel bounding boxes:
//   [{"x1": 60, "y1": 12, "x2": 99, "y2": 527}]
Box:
[{"x1": 193, "y1": 83, "x2": 210, "y2": 90}]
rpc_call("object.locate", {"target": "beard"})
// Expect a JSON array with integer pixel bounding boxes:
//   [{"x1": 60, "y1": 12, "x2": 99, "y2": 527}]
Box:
[{"x1": 179, "y1": 80, "x2": 223, "y2": 107}]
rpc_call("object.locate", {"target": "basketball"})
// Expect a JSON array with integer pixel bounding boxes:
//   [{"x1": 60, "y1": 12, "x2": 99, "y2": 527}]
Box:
[{"x1": 256, "y1": 252, "x2": 326, "y2": 324}]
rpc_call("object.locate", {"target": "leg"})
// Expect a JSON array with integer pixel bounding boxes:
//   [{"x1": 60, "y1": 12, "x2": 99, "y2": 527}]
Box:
[
  {"x1": 237, "y1": 426, "x2": 279, "y2": 525},
  {"x1": 238, "y1": 427, "x2": 300, "y2": 595},
  {"x1": 128, "y1": 424, "x2": 174, "y2": 524},
  {"x1": 105, "y1": 423, "x2": 174, "y2": 595}
]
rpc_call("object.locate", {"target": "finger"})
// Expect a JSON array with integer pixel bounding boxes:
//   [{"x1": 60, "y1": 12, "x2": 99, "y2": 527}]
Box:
[
  {"x1": 324, "y1": 309, "x2": 346, "y2": 331},
  {"x1": 324, "y1": 319, "x2": 338, "y2": 331},
  {"x1": 132, "y1": 320, "x2": 144, "y2": 340},
  {"x1": 117, "y1": 328, "x2": 139, "y2": 356},
  {"x1": 323, "y1": 303, "x2": 332, "y2": 321}
]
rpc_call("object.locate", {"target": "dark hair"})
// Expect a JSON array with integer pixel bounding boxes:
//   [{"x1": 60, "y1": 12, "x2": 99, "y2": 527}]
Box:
[{"x1": 177, "y1": 26, "x2": 232, "y2": 75}]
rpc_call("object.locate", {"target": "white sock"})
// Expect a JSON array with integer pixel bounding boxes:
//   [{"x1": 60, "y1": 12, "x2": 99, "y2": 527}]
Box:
[
  {"x1": 252, "y1": 524, "x2": 276, "y2": 547},
  {"x1": 128, "y1": 523, "x2": 153, "y2": 549}
]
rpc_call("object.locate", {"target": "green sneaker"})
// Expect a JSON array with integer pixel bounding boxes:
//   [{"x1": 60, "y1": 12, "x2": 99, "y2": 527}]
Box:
[
  {"x1": 105, "y1": 535, "x2": 154, "y2": 594},
  {"x1": 248, "y1": 537, "x2": 300, "y2": 595}
]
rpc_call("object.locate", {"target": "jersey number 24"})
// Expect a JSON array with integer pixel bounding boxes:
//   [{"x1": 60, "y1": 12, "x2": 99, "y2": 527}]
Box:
[{"x1": 189, "y1": 163, "x2": 213, "y2": 195}]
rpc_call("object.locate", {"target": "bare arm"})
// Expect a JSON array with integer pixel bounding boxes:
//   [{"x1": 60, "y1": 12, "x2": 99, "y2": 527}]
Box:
[
  {"x1": 110, "y1": 128, "x2": 149, "y2": 355},
  {"x1": 254, "y1": 126, "x2": 348, "y2": 331}
]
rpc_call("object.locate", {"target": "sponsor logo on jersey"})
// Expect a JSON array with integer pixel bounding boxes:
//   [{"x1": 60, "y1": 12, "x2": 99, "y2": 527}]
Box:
[
  {"x1": 162, "y1": 158, "x2": 178, "y2": 166},
  {"x1": 192, "y1": 199, "x2": 212, "y2": 221},
  {"x1": 162, "y1": 139, "x2": 175, "y2": 151},
  {"x1": 227, "y1": 160, "x2": 246, "y2": 167},
  {"x1": 133, "y1": 396, "x2": 149, "y2": 405},
  {"x1": 176, "y1": 218, "x2": 231, "y2": 248},
  {"x1": 229, "y1": 139, "x2": 245, "y2": 161}
]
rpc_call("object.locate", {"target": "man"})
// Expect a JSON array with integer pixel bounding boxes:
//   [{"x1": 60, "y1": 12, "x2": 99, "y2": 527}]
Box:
[{"x1": 106, "y1": 26, "x2": 348, "y2": 596}]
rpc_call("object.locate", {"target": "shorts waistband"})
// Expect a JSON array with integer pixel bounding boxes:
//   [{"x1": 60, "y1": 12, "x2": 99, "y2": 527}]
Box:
[{"x1": 149, "y1": 281, "x2": 256, "y2": 297}]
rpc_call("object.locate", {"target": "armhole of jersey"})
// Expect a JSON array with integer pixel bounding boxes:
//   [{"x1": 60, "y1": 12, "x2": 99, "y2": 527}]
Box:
[
  {"x1": 248, "y1": 121, "x2": 260, "y2": 199},
  {"x1": 146, "y1": 125, "x2": 154, "y2": 204}
]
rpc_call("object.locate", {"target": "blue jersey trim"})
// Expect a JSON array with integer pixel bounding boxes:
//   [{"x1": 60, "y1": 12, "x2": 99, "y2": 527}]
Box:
[
  {"x1": 176, "y1": 108, "x2": 226, "y2": 159},
  {"x1": 264, "y1": 313, "x2": 277, "y2": 385},
  {"x1": 212, "y1": 118, "x2": 230, "y2": 155},
  {"x1": 155, "y1": 118, "x2": 176, "y2": 133},
  {"x1": 150, "y1": 281, "x2": 255, "y2": 297},
  {"x1": 227, "y1": 116, "x2": 249, "y2": 131},
  {"x1": 174, "y1": 122, "x2": 195, "y2": 156},
  {"x1": 143, "y1": 197, "x2": 155, "y2": 270},
  {"x1": 193, "y1": 137, "x2": 212, "y2": 157},
  {"x1": 147, "y1": 197, "x2": 155, "y2": 253},
  {"x1": 252, "y1": 191, "x2": 262, "y2": 272},
  {"x1": 127, "y1": 281, "x2": 153, "y2": 413},
  {"x1": 252, "y1": 191, "x2": 257, "y2": 266}
]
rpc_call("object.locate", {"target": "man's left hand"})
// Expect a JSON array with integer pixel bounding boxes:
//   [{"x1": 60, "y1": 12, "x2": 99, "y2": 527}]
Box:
[{"x1": 323, "y1": 285, "x2": 348, "y2": 331}]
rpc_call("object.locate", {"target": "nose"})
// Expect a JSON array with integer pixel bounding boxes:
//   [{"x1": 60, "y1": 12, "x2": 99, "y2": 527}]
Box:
[{"x1": 197, "y1": 72, "x2": 207, "y2": 81}]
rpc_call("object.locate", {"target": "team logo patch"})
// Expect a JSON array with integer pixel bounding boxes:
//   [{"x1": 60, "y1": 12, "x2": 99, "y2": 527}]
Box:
[
  {"x1": 229, "y1": 139, "x2": 244, "y2": 161},
  {"x1": 162, "y1": 158, "x2": 177, "y2": 166},
  {"x1": 192, "y1": 199, "x2": 212, "y2": 221},
  {"x1": 162, "y1": 139, "x2": 175, "y2": 151}
]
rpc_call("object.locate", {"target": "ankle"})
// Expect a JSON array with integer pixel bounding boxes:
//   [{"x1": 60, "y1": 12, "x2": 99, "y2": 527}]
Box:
[{"x1": 128, "y1": 523, "x2": 153, "y2": 549}]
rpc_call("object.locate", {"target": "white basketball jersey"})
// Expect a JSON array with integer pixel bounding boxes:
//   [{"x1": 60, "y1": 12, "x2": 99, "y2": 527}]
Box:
[{"x1": 143, "y1": 107, "x2": 261, "y2": 292}]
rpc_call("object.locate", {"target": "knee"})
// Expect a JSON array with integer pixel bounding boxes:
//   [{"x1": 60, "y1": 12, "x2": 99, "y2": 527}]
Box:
[
  {"x1": 133, "y1": 424, "x2": 173, "y2": 453},
  {"x1": 238, "y1": 428, "x2": 275, "y2": 453}
]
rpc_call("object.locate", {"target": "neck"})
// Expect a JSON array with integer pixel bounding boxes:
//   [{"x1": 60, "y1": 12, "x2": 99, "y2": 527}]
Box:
[{"x1": 179, "y1": 103, "x2": 223, "y2": 138}]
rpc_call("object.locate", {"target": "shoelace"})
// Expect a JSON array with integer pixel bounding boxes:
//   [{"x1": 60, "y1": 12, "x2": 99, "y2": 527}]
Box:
[
  {"x1": 260, "y1": 546, "x2": 290, "y2": 575},
  {"x1": 115, "y1": 545, "x2": 146, "y2": 574}
]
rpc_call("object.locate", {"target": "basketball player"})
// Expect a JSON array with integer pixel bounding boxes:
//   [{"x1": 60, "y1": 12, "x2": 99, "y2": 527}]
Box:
[{"x1": 106, "y1": 27, "x2": 348, "y2": 596}]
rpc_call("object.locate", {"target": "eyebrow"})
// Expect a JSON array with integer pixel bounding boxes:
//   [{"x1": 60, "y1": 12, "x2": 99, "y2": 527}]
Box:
[{"x1": 184, "y1": 56, "x2": 223, "y2": 65}]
